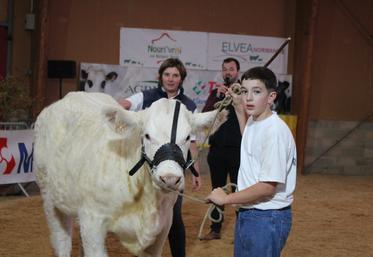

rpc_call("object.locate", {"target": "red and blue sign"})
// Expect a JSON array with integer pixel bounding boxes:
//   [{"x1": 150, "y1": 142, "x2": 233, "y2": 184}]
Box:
[{"x1": 0, "y1": 130, "x2": 34, "y2": 185}]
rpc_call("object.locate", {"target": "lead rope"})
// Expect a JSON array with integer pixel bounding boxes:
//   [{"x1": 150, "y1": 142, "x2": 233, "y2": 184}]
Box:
[
  {"x1": 180, "y1": 86, "x2": 241, "y2": 239},
  {"x1": 158, "y1": 179, "x2": 237, "y2": 240},
  {"x1": 196, "y1": 182, "x2": 237, "y2": 240},
  {"x1": 197, "y1": 83, "x2": 242, "y2": 153}
]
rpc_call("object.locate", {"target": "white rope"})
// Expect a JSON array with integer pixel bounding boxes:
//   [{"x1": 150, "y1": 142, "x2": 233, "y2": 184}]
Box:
[
  {"x1": 196, "y1": 183, "x2": 237, "y2": 240},
  {"x1": 158, "y1": 180, "x2": 237, "y2": 240}
]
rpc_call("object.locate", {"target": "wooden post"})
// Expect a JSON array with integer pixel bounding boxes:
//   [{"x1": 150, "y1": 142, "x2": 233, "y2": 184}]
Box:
[
  {"x1": 31, "y1": 0, "x2": 49, "y2": 119},
  {"x1": 296, "y1": 0, "x2": 319, "y2": 174}
]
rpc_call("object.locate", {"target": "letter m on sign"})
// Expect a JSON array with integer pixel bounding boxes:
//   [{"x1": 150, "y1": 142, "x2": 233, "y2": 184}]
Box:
[{"x1": 17, "y1": 143, "x2": 33, "y2": 173}]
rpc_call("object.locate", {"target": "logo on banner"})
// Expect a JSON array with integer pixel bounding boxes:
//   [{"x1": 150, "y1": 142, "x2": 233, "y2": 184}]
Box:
[
  {"x1": 0, "y1": 137, "x2": 33, "y2": 175},
  {"x1": 191, "y1": 80, "x2": 221, "y2": 106},
  {"x1": 123, "y1": 80, "x2": 158, "y2": 95},
  {"x1": 214, "y1": 41, "x2": 279, "y2": 65},
  {"x1": 192, "y1": 80, "x2": 219, "y2": 95},
  {"x1": 147, "y1": 32, "x2": 182, "y2": 63},
  {"x1": 0, "y1": 138, "x2": 16, "y2": 174}
]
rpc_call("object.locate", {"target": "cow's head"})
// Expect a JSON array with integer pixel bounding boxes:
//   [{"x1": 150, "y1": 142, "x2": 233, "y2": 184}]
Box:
[
  {"x1": 80, "y1": 68, "x2": 118, "y2": 92},
  {"x1": 102, "y1": 98, "x2": 227, "y2": 192}
]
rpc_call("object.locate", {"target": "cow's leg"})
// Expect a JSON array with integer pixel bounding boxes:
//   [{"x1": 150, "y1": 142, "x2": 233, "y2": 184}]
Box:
[
  {"x1": 78, "y1": 210, "x2": 108, "y2": 257},
  {"x1": 42, "y1": 193, "x2": 73, "y2": 257},
  {"x1": 141, "y1": 212, "x2": 174, "y2": 257},
  {"x1": 78, "y1": 234, "x2": 84, "y2": 257},
  {"x1": 141, "y1": 225, "x2": 169, "y2": 257}
]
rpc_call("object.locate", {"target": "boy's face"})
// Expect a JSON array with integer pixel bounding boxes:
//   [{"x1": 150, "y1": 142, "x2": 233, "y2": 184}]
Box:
[
  {"x1": 161, "y1": 67, "x2": 182, "y2": 95},
  {"x1": 241, "y1": 79, "x2": 277, "y2": 121}
]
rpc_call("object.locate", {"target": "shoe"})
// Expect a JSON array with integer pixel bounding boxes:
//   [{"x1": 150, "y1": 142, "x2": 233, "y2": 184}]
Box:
[{"x1": 200, "y1": 230, "x2": 221, "y2": 240}]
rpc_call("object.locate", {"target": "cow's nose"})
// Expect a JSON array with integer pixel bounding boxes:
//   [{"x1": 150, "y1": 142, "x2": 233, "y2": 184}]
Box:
[{"x1": 160, "y1": 175, "x2": 182, "y2": 187}]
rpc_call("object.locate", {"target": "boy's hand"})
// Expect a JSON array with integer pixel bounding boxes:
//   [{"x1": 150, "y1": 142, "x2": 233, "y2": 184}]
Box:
[{"x1": 206, "y1": 187, "x2": 227, "y2": 206}]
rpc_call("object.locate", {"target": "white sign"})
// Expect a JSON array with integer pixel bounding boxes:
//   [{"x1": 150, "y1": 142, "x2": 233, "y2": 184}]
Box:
[
  {"x1": 0, "y1": 130, "x2": 35, "y2": 185},
  {"x1": 207, "y1": 33, "x2": 288, "y2": 73},
  {"x1": 80, "y1": 63, "x2": 292, "y2": 113},
  {"x1": 81, "y1": 63, "x2": 223, "y2": 111},
  {"x1": 120, "y1": 28, "x2": 208, "y2": 70}
]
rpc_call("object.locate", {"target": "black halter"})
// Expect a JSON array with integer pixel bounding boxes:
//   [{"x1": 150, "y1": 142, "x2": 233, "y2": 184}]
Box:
[{"x1": 129, "y1": 101, "x2": 198, "y2": 177}]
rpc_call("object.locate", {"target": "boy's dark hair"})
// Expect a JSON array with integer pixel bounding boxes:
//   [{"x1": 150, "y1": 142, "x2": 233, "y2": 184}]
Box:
[
  {"x1": 158, "y1": 58, "x2": 187, "y2": 83},
  {"x1": 222, "y1": 57, "x2": 240, "y2": 71},
  {"x1": 241, "y1": 66, "x2": 277, "y2": 91}
]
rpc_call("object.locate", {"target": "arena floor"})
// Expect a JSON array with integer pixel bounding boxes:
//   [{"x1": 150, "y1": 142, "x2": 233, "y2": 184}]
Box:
[{"x1": 1, "y1": 171, "x2": 373, "y2": 257}]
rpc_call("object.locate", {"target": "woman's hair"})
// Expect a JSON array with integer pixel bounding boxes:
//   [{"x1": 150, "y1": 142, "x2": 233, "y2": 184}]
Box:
[{"x1": 158, "y1": 58, "x2": 187, "y2": 82}]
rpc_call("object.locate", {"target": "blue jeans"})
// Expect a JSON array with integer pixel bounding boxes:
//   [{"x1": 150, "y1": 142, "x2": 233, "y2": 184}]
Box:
[{"x1": 234, "y1": 207, "x2": 292, "y2": 257}]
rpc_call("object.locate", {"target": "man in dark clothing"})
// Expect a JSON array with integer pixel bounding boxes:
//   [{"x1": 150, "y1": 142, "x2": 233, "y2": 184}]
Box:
[
  {"x1": 118, "y1": 58, "x2": 201, "y2": 257},
  {"x1": 200, "y1": 58, "x2": 241, "y2": 240}
]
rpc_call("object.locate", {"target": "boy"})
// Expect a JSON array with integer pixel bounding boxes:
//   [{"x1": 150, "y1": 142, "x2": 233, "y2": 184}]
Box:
[{"x1": 206, "y1": 66, "x2": 297, "y2": 257}]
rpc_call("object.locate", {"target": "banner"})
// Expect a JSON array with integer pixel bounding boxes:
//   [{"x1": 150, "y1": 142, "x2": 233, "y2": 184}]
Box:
[
  {"x1": 207, "y1": 33, "x2": 288, "y2": 73},
  {"x1": 0, "y1": 130, "x2": 34, "y2": 185},
  {"x1": 120, "y1": 28, "x2": 208, "y2": 70},
  {"x1": 80, "y1": 63, "x2": 292, "y2": 113},
  {"x1": 81, "y1": 63, "x2": 223, "y2": 111},
  {"x1": 120, "y1": 28, "x2": 289, "y2": 74}
]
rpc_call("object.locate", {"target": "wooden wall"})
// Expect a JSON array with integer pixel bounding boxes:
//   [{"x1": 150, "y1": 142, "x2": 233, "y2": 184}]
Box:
[{"x1": 3, "y1": 0, "x2": 372, "y2": 120}]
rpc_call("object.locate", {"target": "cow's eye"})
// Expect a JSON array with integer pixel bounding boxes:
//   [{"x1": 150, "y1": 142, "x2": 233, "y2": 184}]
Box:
[
  {"x1": 101, "y1": 81, "x2": 106, "y2": 89},
  {"x1": 145, "y1": 134, "x2": 150, "y2": 140},
  {"x1": 186, "y1": 135, "x2": 190, "y2": 141}
]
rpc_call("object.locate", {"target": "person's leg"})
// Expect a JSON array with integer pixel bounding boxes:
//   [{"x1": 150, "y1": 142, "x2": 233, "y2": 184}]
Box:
[
  {"x1": 227, "y1": 147, "x2": 240, "y2": 190},
  {"x1": 207, "y1": 148, "x2": 229, "y2": 234},
  {"x1": 233, "y1": 212, "x2": 244, "y2": 257},
  {"x1": 168, "y1": 195, "x2": 185, "y2": 257},
  {"x1": 273, "y1": 208, "x2": 292, "y2": 256},
  {"x1": 235, "y1": 209, "x2": 292, "y2": 257}
]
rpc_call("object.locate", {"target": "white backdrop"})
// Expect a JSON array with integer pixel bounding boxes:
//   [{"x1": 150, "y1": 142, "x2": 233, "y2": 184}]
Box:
[{"x1": 80, "y1": 63, "x2": 292, "y2": 112}]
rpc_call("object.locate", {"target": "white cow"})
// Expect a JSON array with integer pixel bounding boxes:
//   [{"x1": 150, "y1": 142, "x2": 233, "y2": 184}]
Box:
[{"x1": 34, "y1": 92, "x2": 226, "y2": 257}]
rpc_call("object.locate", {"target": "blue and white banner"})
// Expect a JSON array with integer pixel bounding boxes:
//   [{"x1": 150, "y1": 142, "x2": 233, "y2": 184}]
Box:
[{"x1": 0, "y1": 130, "x2": 34, "y2": 184}]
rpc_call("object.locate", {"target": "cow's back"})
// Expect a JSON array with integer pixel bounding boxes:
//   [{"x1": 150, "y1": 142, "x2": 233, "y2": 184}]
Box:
[{"x1": 34, "y1": 92, "x2": 142, "y2": 214}]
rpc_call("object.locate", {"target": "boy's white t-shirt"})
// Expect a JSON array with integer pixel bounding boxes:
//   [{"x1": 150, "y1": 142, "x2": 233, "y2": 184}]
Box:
[{"x1": 237, "y1": 112, "x2": 297, "y2": 210}]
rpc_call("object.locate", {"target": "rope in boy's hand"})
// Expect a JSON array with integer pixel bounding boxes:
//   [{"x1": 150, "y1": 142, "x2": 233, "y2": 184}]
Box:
[{"x1": 198, "y1": 183, "x2": 237, "y2": 240}]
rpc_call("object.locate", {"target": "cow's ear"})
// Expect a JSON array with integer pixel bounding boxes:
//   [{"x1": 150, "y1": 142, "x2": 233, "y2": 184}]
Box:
[
  {"x1": 102, "y1": 106, "x2": 143, "y2": 137},
  {"x1": 106, "y1": 72, "x2": 118, "y2": 81},
  {"x1": 189, "y1": 109, "x2": 228, "y2": 135},
  {"x1": 81, "y1": 69, "x2": 88, "y2": 79}
]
